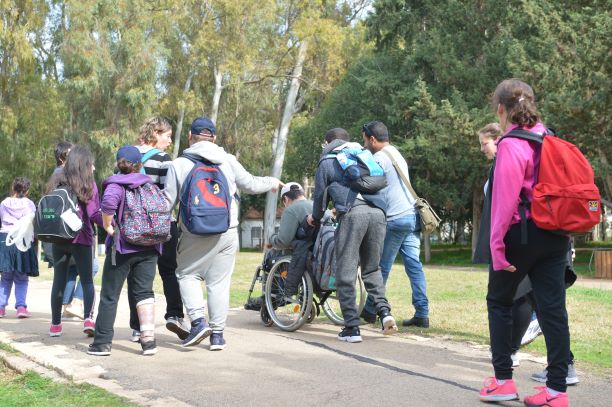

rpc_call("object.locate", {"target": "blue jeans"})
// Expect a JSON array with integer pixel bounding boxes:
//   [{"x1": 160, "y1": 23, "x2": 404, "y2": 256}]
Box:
[
  {"x1": 0, "y1": 270, "x2": 29, "y2": 309},
  {"x1": 364, "y1": 214, "x2": 429, "y2": 318}
]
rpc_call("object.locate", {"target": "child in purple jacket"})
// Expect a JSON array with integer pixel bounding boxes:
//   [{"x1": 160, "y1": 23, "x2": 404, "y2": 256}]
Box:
[
  {"x1": 0, "y1": 177, "x2": 38, "y2": 318},
  {"x1": 87, "y1": 145, "x2": 164, "y2": 357}
]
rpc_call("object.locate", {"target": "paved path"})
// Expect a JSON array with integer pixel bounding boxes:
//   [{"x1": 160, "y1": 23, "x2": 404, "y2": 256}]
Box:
[{"x1": 0, "y1": 280, "x2": 609, "y2": 406}]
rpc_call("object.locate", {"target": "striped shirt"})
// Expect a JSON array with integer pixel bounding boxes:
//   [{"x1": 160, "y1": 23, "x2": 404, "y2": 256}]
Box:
[{"x1": 136, "y1": 145, "x2": 172, "y2": 189}]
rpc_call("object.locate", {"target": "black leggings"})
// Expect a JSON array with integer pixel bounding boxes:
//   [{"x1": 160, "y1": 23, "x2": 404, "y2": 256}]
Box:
[
  {"x1": 487, "y1": 220, "x2": 570, "y2": 392},
  {"x1": 51, "y1": 243, "x2": 95, "y2": 325}
]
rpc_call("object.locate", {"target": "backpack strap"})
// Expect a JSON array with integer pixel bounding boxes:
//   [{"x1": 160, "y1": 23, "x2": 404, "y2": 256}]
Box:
[
  {"x1": 504, "y1": 129, "x2": 544, "y2": 143},
  {"x1": 140, "y1": 148, "x2": 162, "y2": 174},
  {"x1": 381, "y1": 147, "x2": 419, "y2": 201}
]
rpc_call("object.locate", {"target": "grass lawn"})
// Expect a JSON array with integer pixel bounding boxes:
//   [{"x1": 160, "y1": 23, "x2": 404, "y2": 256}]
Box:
[
  {"x1": 36, "y1": 249, "x2": 611, "y2": 376},
  {"x1": 0, "y1": 346, "x2": 134, "y2": 407}
]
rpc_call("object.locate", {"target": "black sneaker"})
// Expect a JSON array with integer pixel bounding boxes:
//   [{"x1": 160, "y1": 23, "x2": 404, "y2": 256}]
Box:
[
  {"x1": 337, "y1": 326, "x2": 362, "y2": 343},
  {"x1": 141, "y1": 339, "x2": 158, "y2": 356},
  {"x1": 360, "y1": 309, "x2": 377, "y2": 324},
  {"x1": 182, "y1": 318, "x2": 212, "y2": 347},
  {"x1": 166, "y1": 316, "x2": 190, "y2": 340},
  {"x1": 378, "y1": 308, "x2": 398, "y2": 335},
  {"x1": 402, "y1": 316, "x2": 430, "y2": 328},
  {"x1": 87, "y1": 343, "x2": 112, "y2": 356},
  {"x1": 209, "y1": 331, "x2": 226, "y2": 351}
]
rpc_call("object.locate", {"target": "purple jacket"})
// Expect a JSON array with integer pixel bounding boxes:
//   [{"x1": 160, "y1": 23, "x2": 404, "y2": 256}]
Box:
[
  {"x1": 102, "y1": 173, "x2": 162, "y2": 255},
  {"x1": 0, "y1": 197, "x2": 36, "y2": 233},
  {"x1": 74, "y1": 183, "x2": 103, "y2": 246}
]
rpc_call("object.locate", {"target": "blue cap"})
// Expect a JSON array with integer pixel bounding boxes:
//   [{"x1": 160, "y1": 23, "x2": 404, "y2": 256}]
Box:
[
  {"x1": 190, "y1": 116, "x2": 216, "y2": 136},
  {"x1": 116, "y1": 145, "x2": 141, "y2": 164}
]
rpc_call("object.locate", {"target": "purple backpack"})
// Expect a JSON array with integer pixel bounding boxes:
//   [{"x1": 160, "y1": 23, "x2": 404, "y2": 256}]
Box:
[{"x1": 120, "y1": 182, "x2": 171, "y2": 246}]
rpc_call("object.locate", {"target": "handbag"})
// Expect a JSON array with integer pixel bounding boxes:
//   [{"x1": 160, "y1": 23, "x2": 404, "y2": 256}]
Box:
[{"x1": 381, "y1": 148, "x2": 441, "y2": 234}]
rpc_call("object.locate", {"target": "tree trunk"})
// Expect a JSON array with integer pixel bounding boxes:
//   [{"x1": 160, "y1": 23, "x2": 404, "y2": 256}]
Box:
[
  {"x1": 472, "y1": 186, "x2": 483, "y2": 255},
  {"x1": 263, "y1": 40, "x2": 308, "y2": 245},
  {"x1": 423, "y1": 233, "x2": 431, "y2": 263},
  {"x1": 172, "y1": 72, "x2": 194, "y2": 159},
  {"x1": 210, "y1": 65, "x2": 223, "y2": 124}
]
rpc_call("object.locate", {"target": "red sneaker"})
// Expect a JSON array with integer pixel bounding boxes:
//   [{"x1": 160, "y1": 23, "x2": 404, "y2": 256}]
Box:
[
  {"x1": 49, "y1": 324, "x2": 62, "y2": 337},
  {"x1": 16, "y1": 307, "x2": 31, "y2": 318},
  {"x1": 0, "y1": 308, "x2": 5, "y2": 318},
  {"x1": 524, "y1": 387, "x2": 569, "y2": 407},
  {"x1": 479, "y1": 377, "x2": 519, "y2": 402},
  {"x1": 83, "y1": 318, "x2": 95, "y2": 337}
]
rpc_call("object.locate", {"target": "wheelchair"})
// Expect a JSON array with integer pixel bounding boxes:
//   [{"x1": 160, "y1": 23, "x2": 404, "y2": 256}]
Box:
[{"x1": 245, "y1": 250, "x2": 366, "y2": 332}]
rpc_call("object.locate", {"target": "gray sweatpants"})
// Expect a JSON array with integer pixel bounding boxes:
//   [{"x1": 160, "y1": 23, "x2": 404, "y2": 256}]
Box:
[
  {"x1": 175, "y1": 227, "x2": 239, "y2": 331},
  {"x1": 335, "y1": 204, "x2": 390, "y2": 328}
]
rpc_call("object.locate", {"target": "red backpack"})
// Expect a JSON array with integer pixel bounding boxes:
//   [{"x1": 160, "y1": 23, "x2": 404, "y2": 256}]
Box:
[{"x1": 506, "y1": 129, "x2": 601, "y2": 234}]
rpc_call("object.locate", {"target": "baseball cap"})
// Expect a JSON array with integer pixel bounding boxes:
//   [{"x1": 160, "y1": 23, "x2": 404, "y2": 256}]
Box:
[
  {"x1": 190, "y1": 116, "x2": 216, "y2": 136},
  {"x1": 280, "y1": 182, "x2": 304, "y2": 197},
  {"x1": 116, "y1": 145, "x2": 141, "y2": 164}
]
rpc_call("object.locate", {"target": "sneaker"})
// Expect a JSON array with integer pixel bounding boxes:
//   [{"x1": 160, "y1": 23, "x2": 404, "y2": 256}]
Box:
[
  {"x1": 360, "y1": 309, "x2": 377, "y2": 324},
  {"x1": 83, "y1": 318, "x2": 95, "y2": 337},
  {"x1": 166, "y1": 316, "x2": 190, "y2": 340},
  {"x1": 523, "y1": 387, "x2": 568, "y2": 407},
  {"x1": 87, "y1": 343, "x2": 112, "y2": 356},
  {"x1": 478, "y1": 377, "x2": 519, "y2": 402},
  {"x1": 530, "y1": 363, "x2": 579, "y2": 385},
  {"x1": 379, "y1": 309, "x2": 398, "y2": 335},
  {"x1": 337, "y1": 326, "x2": 362, "y2": 343},
  {"x1": 209, "y1": 331, "x2": 226, "y2": 351},
  {"x1": 401, "y1": 316, "x2": 430, "y2": 328},
  {"x1": 16, "y1": 307, "x2": 31, "y2": 318},
  {"x1": 521, "y1": 318, "x2": 542, "y2": 346},
  {"x1": 64, "y1": 300, "x2": 84, "y2": 320},
  {"x1": 130, "y1": 330, "x2": 141, "y2": 343},
  {"x1": 0, "y1": 308, "x2": 5, "y2": 318},
  {"x1": 49, "y1": 324, "x2": 62, "y2": 337},
  {"x1": 181, "y1": 318, "x2": 212, "y2": 347},
  {"x1": 140, "y1": 339, "x2": 158, "y2": 356},
  {"x1": 512, "y1": 352, "x2": 520, "y2": 367}
]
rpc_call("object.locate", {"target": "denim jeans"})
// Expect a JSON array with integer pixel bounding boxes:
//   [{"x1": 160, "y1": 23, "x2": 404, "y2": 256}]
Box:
[
  {"x1": 364, "y1": 213, "x2": 429, "y2": 318},
  {"x1": 0, "y1": 270, "x2": 29, "y2": 309}
]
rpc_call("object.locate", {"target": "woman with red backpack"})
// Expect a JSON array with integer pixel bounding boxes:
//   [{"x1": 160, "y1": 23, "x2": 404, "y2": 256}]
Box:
[
  {"x1": 476, "y1": 79, "x2": 572, "y2": 407},
  {"x1": 87, "y1": 145, "x2": 169, "y2": 357}
]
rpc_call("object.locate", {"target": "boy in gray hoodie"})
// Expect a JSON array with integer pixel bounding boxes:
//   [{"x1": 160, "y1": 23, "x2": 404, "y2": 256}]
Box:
[{"x1": 163, "y1": 116, "x2": 281, "y2": 350}]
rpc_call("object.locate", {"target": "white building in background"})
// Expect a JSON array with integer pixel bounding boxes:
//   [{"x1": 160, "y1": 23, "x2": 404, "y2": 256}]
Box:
[{"x1": 240, "y1": 207, "x2": 281, "y2": 249}]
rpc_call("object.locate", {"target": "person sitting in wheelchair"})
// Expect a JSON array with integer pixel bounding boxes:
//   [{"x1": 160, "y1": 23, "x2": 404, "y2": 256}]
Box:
[{"x1": 266, "y1": 182, "x2": 314, "y2": 296}]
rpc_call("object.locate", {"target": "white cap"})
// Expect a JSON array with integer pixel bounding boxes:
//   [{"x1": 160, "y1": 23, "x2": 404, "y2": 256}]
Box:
[{"x1": 280, "y1": 182, "x2": 304, "y2": 198}]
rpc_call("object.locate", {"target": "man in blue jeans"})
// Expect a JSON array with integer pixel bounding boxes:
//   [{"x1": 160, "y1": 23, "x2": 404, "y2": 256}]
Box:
[{"x1": 361, "y1": 121, "x2": 430, "y2": 328}]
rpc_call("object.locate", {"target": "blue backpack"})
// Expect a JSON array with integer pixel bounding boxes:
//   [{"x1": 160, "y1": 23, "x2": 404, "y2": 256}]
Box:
[
  {"x1": 321, "y1": 143, "x2": 387, "y2": 193},
  {"x1": 179, "y1": 153, "x2": 231, "y2": 235}
]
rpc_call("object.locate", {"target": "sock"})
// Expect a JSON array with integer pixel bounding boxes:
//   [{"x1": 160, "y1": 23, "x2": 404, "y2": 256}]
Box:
[
  {"x1": 136, "y1": 298, "x2": 155, "y2": 343},
  {"x1": 495, "y1": 379, "x2": 506, "y2": 385},
  {"x1": 546, "y1": 388, "x2": 563, "y2": 396}
]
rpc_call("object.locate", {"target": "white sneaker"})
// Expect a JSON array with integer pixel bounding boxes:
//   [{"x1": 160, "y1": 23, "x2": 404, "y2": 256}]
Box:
[
  {"x1": 511, "y1": 352, "x2": 520, "y2": 367},
  {"x1": 520, "y1": 318, "x2": 542, "y2": 346},
  {"x1": 531, "y1": 362, "x2": 579, "y2": 385}
]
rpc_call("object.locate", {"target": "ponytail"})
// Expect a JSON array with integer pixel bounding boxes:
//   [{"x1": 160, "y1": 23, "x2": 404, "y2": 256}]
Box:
[{"x1": 492, "y1": 79, "x2": 540, "y2": 127}]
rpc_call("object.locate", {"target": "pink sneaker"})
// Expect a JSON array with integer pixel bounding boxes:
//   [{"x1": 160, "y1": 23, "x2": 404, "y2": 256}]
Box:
[
  {"x1": 0, "y1": 308, "x2": 5, "y2": 318},
  {"x1": 16, "y1": 307, "x2": 31, "y2": 318},
  {"x1": 479, "y1": 377, "x2": 519, "y2": 402},
  {"x1": 49, "y1": 324, "x2": 62, "y2": 337},
  {"x1": 524, "y1": 386, "x2": 569, "y2": 407},
  {"x1": 83, "y1": 318, "x2": 95, "y2": 337}
]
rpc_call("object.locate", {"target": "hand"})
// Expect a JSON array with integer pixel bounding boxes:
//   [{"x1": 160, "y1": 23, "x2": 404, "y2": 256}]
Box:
[
  {"x1": 504, "y1": 264, "x2": 517, "y2": 272},
  {"x1": 105, "y1": 225, "x2": 115, "y2": 237},
  {"x1": 271, "y1": 179, "x2": 284, "y2": 193},
  {"x1": 265, "y1": 243, "x2": 273, "y2": 249},
  {"x1": 307, "y1": 214, "x2": 315, "y2": 226}
]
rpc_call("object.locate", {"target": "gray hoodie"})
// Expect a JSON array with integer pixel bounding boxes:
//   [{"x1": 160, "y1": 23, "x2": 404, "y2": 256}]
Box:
[{"x1": 164, "y1": 140, "x2": 277, "y2": 229}]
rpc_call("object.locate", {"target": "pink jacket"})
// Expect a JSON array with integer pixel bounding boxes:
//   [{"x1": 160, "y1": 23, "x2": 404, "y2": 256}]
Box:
[{"x1": 490, "y1": 122, "x2": 546, "y2": 270}]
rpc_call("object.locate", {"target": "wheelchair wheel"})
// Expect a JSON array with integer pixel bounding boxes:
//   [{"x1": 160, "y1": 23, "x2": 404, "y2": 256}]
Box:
[
  {"x1": 264, "y1": 257, "x2": 313, "y2": 332},
  {"x1": 322, "y1": 272, "x2": 366, "y2": 325},
  {"x1": 306, "y1": 301, "x2": 317, "y2": 324}
]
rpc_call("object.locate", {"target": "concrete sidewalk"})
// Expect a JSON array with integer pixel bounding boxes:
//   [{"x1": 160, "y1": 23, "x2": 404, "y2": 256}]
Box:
[{"x1": 0, "y1": 279, "x2": 609, "y2": 406}]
